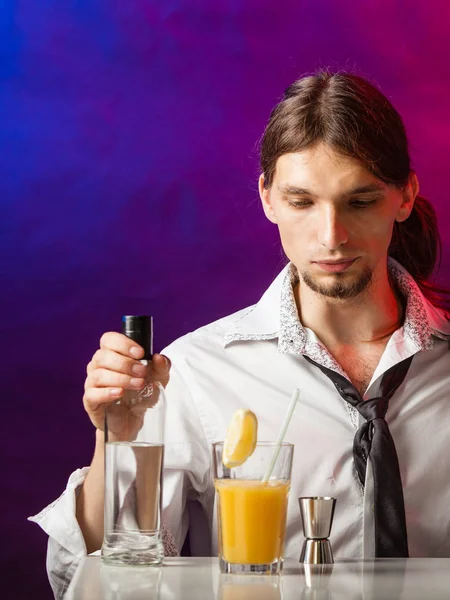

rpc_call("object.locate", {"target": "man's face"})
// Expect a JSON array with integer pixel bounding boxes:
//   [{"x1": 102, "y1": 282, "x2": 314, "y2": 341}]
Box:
[{"x1": 259, "y1": 143, "x2": 417, "y2": 300}]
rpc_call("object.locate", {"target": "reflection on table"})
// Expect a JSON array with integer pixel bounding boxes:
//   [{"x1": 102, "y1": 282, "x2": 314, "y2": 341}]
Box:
[{"x1": 63, "y1": 556, "x2": 450, "y2": 600}]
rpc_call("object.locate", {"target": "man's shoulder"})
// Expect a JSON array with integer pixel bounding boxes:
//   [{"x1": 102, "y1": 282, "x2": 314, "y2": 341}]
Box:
[{"x1": 162, "y1": 305, "x2": 256, "y2": 358}]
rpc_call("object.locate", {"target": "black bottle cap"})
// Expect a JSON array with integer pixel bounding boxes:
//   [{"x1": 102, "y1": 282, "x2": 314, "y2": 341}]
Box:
[{"x1": 122, "y1": 315, "x2": 153, "y2": 359}]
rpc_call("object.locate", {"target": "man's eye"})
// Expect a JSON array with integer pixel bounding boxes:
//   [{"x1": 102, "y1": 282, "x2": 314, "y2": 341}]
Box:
[
  {"x1": 350, "y1": 199, "x2": 377, "y2": 208},
  {"x1": 288, "y1": 200, "x2": 312, "y2": 208}
]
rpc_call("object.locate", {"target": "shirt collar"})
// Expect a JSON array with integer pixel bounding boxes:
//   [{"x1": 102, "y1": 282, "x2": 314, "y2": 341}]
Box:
[
  {"x1": 388, "y1": 258, "x2": 450, "y2": 348},
  {"x1": 223, "y1": 258, "x2": 450, "y2": 351}
]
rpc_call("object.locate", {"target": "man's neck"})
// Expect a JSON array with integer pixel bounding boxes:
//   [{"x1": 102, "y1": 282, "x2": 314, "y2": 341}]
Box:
[{"x1": 294, "y1": 269, "x2": 404, "y2": 349}]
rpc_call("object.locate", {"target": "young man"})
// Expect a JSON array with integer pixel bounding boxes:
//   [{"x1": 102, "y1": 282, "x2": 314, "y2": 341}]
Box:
[{"x1": 31, "y1": 71, "x2": 450, "y2": 596}]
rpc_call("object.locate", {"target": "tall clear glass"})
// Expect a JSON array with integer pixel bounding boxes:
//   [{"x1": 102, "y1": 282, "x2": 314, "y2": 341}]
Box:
[
  {"x1": 101, "y1": 316, "x2": 165, "y2": 566},
  {"x1": 213, "y1": 442, "x2": 294, "y2": 575}
]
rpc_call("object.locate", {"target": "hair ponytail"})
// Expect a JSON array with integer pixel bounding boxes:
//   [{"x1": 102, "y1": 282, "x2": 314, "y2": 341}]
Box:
[
  {"x1": 389, "y1": 195, "x2": 440, "y2": 281},
  {"x1": 389, "y1": 195, "x2": 449, "y2": 310}
]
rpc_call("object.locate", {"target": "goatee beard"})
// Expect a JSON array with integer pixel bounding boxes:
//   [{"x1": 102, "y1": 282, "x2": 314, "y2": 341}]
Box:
[{"x1": 301, "y1": 267, "x2": 373, "y2": 300}]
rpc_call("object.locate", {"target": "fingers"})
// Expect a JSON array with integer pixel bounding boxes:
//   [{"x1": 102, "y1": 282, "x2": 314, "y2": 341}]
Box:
[
  {"x1": 91, "y1": 348, "x2": 147, "y2": 378},
  {"x1": 86, "y1": 367, "x2": 145, "y2": 392},
  {"x1": 83, "y1": 385, "x2": 124, "y2": 408},
  {"x1": 152, "y1": 353, "x2": 171, "y2": 372},
  {"x1": 84, "y1": 334, "x2": 172, "y2": 420},
  {"x1": 99, "y1": 332, "x2": 145, "y2": 359},
  {"x1": 151, "y1": 353, "x2": 171, "y2": 387}
]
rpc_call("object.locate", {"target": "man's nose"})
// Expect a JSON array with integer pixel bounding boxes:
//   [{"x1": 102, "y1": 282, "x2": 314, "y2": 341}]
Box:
[{"x1": 317, "y1": 207, "x2": 349, "y2": 250}]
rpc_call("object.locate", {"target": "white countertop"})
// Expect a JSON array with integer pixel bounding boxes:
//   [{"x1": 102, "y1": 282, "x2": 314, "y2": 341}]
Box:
[{"x1": 64, "y1": 556, "x2": 450, "y2": 599}]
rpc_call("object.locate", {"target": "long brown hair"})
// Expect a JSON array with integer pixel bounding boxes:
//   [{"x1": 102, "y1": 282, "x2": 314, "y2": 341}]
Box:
[{"x1": 260, "y1": 70, "x2": 450, "y2": 311}]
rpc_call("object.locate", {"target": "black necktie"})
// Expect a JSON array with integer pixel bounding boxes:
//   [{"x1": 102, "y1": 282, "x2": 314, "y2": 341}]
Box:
[{"x1": 303, "y1": 354, "x2": 414, "y2": 557}]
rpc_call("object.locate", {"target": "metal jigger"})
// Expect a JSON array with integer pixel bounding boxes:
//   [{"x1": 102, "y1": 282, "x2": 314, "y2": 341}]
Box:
[{"x1": 299, "y1": 497, "x2": 336, "y2": 564}]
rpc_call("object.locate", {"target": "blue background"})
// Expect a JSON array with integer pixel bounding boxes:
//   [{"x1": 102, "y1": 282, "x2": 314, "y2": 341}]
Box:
[{"x1": 2, "y1": 2, "x2": 450, "y2": 597}]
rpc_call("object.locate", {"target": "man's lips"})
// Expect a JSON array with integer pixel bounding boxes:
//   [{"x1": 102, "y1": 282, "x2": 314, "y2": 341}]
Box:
[{"x1": 313, "y1": 258, "x2": 358, "y2": 272}]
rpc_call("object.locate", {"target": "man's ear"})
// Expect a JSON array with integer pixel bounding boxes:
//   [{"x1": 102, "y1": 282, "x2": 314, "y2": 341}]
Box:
[
  {"x1": 395, "y1": 171, "x2": 419, "y2": 223},
  {"x1": 259, "y1": 174, "x2": 277, "y2": 224}
]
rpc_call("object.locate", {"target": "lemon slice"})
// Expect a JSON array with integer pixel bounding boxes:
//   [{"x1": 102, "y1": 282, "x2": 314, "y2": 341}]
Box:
[{"x1": 222, "y1": 408, "x2": 258, "y2": 468}]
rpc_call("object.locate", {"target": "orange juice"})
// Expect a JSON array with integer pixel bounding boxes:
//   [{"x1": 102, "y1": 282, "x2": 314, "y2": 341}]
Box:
[{"x1": 215, "y1": 479, "x2": 290, "y2": 564}]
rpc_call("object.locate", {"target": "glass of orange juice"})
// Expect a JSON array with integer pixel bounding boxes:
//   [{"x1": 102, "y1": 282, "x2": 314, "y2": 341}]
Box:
[{"x1": 213, "y1": 442, "x2": 294, "y2": 575}]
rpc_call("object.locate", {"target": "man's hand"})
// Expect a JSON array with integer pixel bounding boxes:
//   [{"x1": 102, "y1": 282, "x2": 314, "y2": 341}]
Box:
[{"x1": 83, "y1": 332, "x2": 171, "y2": 432}]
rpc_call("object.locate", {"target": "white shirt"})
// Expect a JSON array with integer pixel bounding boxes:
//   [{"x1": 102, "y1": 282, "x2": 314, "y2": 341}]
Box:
[{"x1": 30, "y1": 258, "x2": 450, "y2": 597}]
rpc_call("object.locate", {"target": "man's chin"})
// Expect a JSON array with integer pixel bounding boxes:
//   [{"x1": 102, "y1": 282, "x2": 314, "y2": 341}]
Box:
[{"x1": 301, "y1": 269, "x2": 373, "y2": 300}]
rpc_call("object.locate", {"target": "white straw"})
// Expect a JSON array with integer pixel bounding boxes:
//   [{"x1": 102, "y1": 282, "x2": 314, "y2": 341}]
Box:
[{"x1": 261, "y1": 388, "x2": 300, "y2": 483}]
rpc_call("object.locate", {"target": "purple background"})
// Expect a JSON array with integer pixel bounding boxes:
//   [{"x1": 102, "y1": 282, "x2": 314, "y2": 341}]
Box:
[{"x1": 2, "y1": 2, "x2": 450, "y2": 597}]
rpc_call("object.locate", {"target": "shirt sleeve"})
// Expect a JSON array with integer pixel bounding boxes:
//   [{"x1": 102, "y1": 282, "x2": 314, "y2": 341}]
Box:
[
  {"x1": 28, "y1": 356, "x2": 211, "y2": 598},
  {"x1": 28, "y1": 467, "x2": 89, "y2": 599}
]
